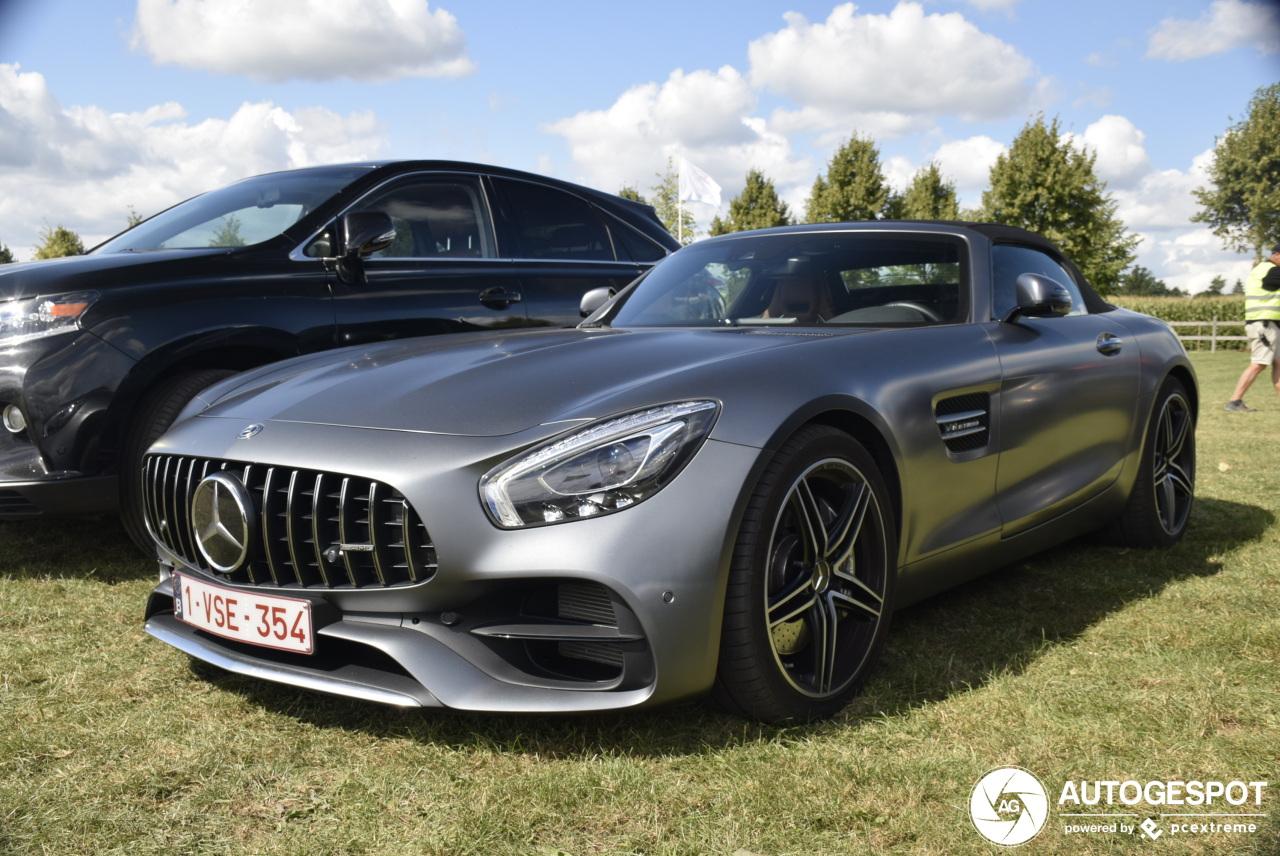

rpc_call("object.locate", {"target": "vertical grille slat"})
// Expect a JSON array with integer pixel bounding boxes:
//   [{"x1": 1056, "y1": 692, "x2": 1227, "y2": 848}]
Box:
[
  {"x1": 142, "y1": 454, "x2": 435, "y2": 591},
  {"x1": 260, "y1": 466, "x2": 286, "y2": 586}
]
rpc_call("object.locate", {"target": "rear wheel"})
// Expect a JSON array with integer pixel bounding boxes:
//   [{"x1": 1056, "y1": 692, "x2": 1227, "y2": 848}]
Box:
[
  {"x1": 1106, "y1": 376, "x2": 1195, "y2": 548},
  {"x1": 119, "y1": 369, "x2": 236, "y2": 553},
  {"x1": 712, "y1": 425, "x2": 897, "y2": 722}
]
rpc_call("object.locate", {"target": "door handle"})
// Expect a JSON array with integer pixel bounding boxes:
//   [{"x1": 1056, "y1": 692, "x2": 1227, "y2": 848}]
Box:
[
  {"x1": 480, "y1": 288, "x2": 523, "y2": 308},
  {"x1": 1096, "y1": 332, "x2": 1124, "y2": 355}
]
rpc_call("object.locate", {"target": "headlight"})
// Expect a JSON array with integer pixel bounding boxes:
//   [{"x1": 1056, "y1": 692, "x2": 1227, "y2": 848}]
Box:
[
  {"x1": 0, "y1": 292, "x2": 97, "y2": 345},
  {"x1": 480, "y1": 400, "x2": 719, "y2": 528}
]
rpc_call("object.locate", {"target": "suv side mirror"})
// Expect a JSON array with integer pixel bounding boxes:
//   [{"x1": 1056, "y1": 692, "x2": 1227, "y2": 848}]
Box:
[
  {"x1": 1002, "y1": 272, "x2": 1073, "y2": 323},
  {"x1": 579, "y1": 286, "x2": 616, "y2": 318},
  {"x1": 340, "y1": 212, "x2": 396, "y2": 259}
]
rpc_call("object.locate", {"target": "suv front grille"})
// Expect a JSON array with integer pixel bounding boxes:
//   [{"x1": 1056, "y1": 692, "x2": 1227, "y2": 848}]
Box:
[{"x1": 143, "y1": 455, "x2": 437, "y2": 589}]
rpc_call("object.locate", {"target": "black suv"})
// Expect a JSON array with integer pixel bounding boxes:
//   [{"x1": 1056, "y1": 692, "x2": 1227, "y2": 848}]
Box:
[{"x1": 0, "y1": 160, "x2": 677, "y2": 546}]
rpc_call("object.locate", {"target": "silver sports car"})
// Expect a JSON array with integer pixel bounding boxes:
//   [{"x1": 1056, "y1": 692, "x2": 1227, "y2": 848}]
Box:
[{"x1": 142, "y1": 222, "x2": 1196, "y2": 722}]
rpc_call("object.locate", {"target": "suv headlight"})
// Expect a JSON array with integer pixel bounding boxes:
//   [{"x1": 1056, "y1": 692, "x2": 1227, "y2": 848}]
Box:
[
  {"x1": 480, "y1": 400, "x2": 719, "y2": 528},
  {"x1": 0, "y1": 292, "x2": 97, "y2": 345}
]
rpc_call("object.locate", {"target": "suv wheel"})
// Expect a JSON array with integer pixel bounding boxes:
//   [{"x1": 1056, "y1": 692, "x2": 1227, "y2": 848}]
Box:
[{"x1": 119, "y1": 369, "x2": 236, "y2": 553}]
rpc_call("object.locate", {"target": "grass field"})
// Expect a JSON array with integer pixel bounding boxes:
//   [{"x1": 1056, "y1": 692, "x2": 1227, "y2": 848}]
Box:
[{"x1": 1, "y1": 352, "x2": 1277, "y2": 855}]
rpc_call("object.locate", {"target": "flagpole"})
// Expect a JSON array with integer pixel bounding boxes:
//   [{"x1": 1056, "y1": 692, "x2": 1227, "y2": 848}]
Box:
[{"x1": 677, "y1": 158, "x2": 685, "y2": 243}]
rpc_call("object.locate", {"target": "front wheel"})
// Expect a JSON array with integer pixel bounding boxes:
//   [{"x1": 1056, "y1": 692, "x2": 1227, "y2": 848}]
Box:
[
  {"x1": 1106, "y1": 376, "x2": 1196, "y2": 548},
  {"x1": 712, "y1": 425, "x2": 897, "y2": 722},
  {"x1": 119, "y1": 369, "x2": 236, "y2": 553}
]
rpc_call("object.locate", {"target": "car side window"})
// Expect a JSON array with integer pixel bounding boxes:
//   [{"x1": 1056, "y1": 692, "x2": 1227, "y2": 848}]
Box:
[
  {"x1": 491, "y1": 177, "x2": 615, "y2": 262},
  {"x1": 991, "y1": 244, "x2": 1087, "y2": 318},
  {"x1": 352, "y1": 176, "x2": 494, "y2": 259}
]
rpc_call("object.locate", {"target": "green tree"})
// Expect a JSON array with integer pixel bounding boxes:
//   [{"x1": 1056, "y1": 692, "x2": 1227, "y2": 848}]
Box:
[
  {"x1": 1232, "y1": 278, "x2": 1245, "y2": 295},
  {"x1": 32, "y1": 224, "x2": 86, "y2": 259},
  {"x1": 617, "y1": 185, "x2": 648, "y2": 205},
  {"x1": 895, "y1": 162, "x2": 960, "y2": 220},
  {"x1": 649, "y1": 158, "x2": 698, "y2": 245},
  {"x1": 1117, "y1": 265, "x2": 1182, "y2": 296},
  {"x1": 0, "y1": 241, "x2": 14, "y2": 264},
  {"x1": 709, "y1": 169, "x2": 793, "y2": 235},
  {"x1": 981, "y1": 114, "x2": 1138, "y2": 294},
  {"x1": 126, "y1": 206, "x2": 144, "y2": 229},
  {"x1": 804, "y1": 134, "x2": 890, "y2": 223},
  {"x1": 1192, "y1": 83, "x2": 1280, "y2": 258},
  {"x1": 1205, "y1": 275, "x2": 1226, "y2": 296},
  {"x1": 208, "y1": 214, "x2": 246, "y2": 247}
]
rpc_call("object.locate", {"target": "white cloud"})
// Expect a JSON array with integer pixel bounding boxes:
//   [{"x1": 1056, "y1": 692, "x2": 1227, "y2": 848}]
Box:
[
  {"x1": 0, "y1": 64, "x2": 388, "y2": 259},
  {"x1": 932, "y1": 135, "x2": 1006, "y2": 196},
  {"x1": 546, "y1": 66, "x2": 811, "y2": 212},
  {"x1": 747, "y1": 2, "x2": 1043, "y2": 137},
  {"x1": 955, "y1": 0, "x2": 1022, "y2": 12},
  {"x1": 1070, "y1": 115, "x2": 1152, "y2": 187},
  {"x1": 1147, "y1": 0, "x2": 1280, "y2": 61},
  {"x1": 1137, "y1": 227, "x2": 1254, "y2": 294},
  {"x1": 131, "y1": 0, "x2": 475, "y2": 83}
]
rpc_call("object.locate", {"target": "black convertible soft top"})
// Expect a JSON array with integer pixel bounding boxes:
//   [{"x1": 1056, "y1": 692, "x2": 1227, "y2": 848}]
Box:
[{"x1": 898, "y1": 220, "x2": 1114, "y2": 314}]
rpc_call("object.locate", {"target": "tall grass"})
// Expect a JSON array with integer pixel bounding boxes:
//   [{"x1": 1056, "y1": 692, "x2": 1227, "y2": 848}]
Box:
[{"x1": 0, "y1": 352, "x2": 1276, "y2": 855}]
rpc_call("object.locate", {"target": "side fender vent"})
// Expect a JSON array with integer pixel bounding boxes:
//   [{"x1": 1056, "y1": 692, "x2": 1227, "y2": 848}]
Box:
[{"x1": 935, "y1": 393, "x2": 990, "y2": 453}]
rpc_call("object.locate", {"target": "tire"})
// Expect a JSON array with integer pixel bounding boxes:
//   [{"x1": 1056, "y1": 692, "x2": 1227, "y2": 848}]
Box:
[
  {"x1": 1106, "y1": 376, "x2": 1196, "y2": 548},
  {"x1": 120, "y1": 369, "x2": 237, "y2": 553},
  {"x1": 712, "y1": 425, "x2": 897, "y2": 722}
]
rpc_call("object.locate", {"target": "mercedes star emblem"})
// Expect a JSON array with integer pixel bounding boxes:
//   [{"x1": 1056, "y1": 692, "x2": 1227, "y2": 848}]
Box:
[{"x1": 190, "y1": 471, "x2": 255, "y2": 572}]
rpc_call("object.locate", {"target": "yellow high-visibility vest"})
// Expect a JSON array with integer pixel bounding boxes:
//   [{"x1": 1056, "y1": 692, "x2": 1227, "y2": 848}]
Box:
[{"x1": 1245, "y1": 261, "x2": 1280, "y2": 321}]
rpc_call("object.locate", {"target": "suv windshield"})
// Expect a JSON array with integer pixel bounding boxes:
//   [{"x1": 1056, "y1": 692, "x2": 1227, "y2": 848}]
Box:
[
  {"x1": 94, "y1": 166, "x2": 373, "y2": 253},
  {"x1": 604, "y1": 231, "x2": 967, "y2": 328}
]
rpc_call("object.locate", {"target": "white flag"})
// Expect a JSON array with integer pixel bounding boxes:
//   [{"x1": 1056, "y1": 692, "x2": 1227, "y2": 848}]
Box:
[{"x1": 678, "y1": 157, "x2": 722, "y2": 208}]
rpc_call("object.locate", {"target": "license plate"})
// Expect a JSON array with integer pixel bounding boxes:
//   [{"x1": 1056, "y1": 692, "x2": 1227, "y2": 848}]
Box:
[{"x1": 173, "y1": 573, "x2": 314, "y2": 654}]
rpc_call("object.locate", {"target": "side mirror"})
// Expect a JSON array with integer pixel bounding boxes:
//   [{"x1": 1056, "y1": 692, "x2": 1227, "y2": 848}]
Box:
[
  {"x1": 1002, "y1": 272, "x2": 1073, "y2": 323},
  {"x1": 579, "y1": 286, "x2": 616, "y2": 318},
  {"x1": 340, "y1": 212, "x2": 396, "y2": 259}
]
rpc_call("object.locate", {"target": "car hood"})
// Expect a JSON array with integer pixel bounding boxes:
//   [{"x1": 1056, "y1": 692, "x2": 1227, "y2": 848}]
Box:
[
  {"x1": 0, "y1": 248, "x2": 238, "y2": 300},
  {"x1": 192, "y1": 327, "x2": 842, "y2": 437}
]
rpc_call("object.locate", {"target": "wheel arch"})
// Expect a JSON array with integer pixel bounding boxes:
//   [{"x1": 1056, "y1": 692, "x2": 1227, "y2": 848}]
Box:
[
  {"x1": 98, "y1": 331, "x2": 304, "y2": 468},
  {"x1": 756, "y1": 397, "x2": 904, "y2": 549}
]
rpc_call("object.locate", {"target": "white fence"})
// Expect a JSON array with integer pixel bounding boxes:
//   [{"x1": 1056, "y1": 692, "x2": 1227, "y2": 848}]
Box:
[{"x1": 1166, "y1": 319, "x2": 1248, "y2": 351}]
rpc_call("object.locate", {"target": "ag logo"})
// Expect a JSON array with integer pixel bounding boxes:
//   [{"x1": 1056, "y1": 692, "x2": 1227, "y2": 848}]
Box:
[{"x1": 970, "y1": 766, "x2": 1049, "y2": 846}]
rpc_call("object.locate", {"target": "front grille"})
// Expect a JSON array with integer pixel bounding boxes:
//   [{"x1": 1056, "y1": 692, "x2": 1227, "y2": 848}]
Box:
[{"x1": 143, "y1": 455, "x2": 437, "y2": 589}]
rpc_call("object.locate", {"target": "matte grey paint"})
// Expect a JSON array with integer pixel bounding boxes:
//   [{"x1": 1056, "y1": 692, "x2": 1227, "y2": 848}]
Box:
[{"x1": 143, "y1": 222, "x2": 1196, "y2": 713}]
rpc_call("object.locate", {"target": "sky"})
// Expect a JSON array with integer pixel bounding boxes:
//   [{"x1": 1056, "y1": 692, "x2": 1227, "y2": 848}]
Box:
[{"x1": 1, "y1": 0, "x2": 1278, "y2": 293}]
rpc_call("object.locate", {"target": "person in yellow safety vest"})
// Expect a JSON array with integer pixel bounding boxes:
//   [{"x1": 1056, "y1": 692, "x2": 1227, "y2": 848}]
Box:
[{"x1": 1225, "y1": 243, "x2": 1280, "y2": 411}]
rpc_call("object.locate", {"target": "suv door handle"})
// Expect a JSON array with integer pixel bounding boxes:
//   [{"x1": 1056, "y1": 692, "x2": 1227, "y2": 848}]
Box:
[
  {"x1": 1096, "y1": 332, "x2": 1124, "y2": 355},
  {"x1": 480, "y1": 287, "x2": 523, "y2": 308}
]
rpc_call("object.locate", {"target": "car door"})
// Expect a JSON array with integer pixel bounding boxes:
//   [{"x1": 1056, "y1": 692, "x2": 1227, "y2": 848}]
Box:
[
  {"x1": 985, "y1": 243, "x2": 1141, "y2": 535},
  {"x1": 328, "y1": 173, "x2": 528, "y2": 346},
  {"x1": 487, "y1": 176, "x2": 647, "y2": 327}
]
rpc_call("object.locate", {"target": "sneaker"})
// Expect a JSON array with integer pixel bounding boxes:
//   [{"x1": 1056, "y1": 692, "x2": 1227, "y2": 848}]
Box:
[{"x1": 1224, "y1": 399, "x2": 1255, "y2": 412}]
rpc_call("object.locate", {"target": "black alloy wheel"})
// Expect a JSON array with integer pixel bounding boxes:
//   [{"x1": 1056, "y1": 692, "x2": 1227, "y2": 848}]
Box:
[
  {"x1": 1108, "y1": 375, "x2": 1195, "y2": 548},
  {"x1": 714, "y1": 425, "x2": 897, "y2": 722}
]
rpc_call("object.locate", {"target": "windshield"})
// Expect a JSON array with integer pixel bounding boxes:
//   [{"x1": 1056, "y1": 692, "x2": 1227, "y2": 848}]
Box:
[
  {"x1": 94, "y1": 166, "x2": 374, "y2": 253},
  {"x1": 604, "y1": 231, "x2": 968, "y2": 328}
]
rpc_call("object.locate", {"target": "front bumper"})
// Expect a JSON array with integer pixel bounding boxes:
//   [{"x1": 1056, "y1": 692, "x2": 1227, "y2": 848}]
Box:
[
  {"x1": 141, "y1": 425, "x2": 765, "y2": 713},
  {"x1": 0, "y1": 473, "x2": 117, "y2": 517}
]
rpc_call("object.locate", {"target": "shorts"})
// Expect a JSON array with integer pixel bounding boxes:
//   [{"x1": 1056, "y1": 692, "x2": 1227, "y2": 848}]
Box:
[{"x1": 1246, "y1": 319, "x2": 1279, "y2": 364}]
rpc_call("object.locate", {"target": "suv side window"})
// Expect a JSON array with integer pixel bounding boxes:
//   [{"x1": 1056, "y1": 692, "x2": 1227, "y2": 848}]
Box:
[
  {"x1": 354, "y1": 176, "x2": 494, "y2": 259},
  {"x1": 991, "y1": 243, "x2": 1087, "y2": 319},
  {"x1": 491, "y1": 177, "x2": 615, "y2": 261}
]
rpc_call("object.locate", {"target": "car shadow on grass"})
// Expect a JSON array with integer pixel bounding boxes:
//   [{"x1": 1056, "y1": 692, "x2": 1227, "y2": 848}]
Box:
[
  {"x1": 0, "y1": 516, "x2": 154, "y2": 582},
  {"x1": 182, "y1": 496, "x2": 1273, "y2": 758},
  {"x1": 838, "y1": 495, "x2": 1274, "y2": 722}
]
